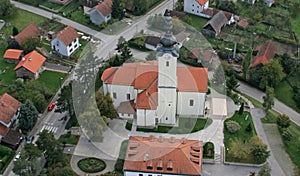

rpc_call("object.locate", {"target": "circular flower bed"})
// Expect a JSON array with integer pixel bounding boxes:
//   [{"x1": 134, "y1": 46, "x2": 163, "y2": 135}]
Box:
[{"x1": 77, "y1": 157, "x2": 106, "y2": 173}]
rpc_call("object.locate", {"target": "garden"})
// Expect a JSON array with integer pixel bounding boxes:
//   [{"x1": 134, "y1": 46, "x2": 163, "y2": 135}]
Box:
[
  {"x1": 203, "y1": 142, "x2": 215, "y2": 159},
  {"x1": 58, "y1": 131, "x2": 80, "y2": 145},
  {"x1": 77, "y1": 157, "x2": 106, "y2": 173},
  {"x1": 0, "y1": 145, "x2": 14, "y2": 174}
]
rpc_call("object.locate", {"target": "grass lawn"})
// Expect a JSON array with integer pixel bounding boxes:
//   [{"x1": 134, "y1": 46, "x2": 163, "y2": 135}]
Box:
[
  {"x1": 0, "y1": 9, "x2": 47, "y2": 36},
  {"x1": 59, "y1": 132, "x2": 79, "y2": 145},
  {"x1": 183, "y1": 14, "x2": 208, "y2": 32},
  {"x1": 0, "y1": 56, "x2": 17, "y2": 95},
  {"x1": 35, "y1": 70, "x2": 67, "y2": 92},
  {"x1": 224, "y1": 111, "x2": 261, "y2": 164},
  {"x1": 0, "y1": 145, "x2": 14, "y2": 174},
  {"x1": 114, "y1": 140, "x2": 129, "y2": 173},
  {"x1": 137, "y1": 118, "x2": 212, "y2": 134},
  {"x1": 40, "y1": 1, "x2": 64, "y2": 11},
  {"x1": 292, "y1": 15, "x2": 300, "y2": 41},
  {"x1": 279, "y1": 122, "x2": 300, "y2": 175}
]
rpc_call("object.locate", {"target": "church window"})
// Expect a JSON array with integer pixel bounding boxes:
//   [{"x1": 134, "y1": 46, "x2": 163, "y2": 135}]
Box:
[
  {"x1": 192, "y1": 9, "x2": 194, "y2": 12},
  {"x1": 139, "y1": 174, "x2": 143, "y2": 176},
  {"x1": 197, "y1": 11, "x2": 199, "y2": 13},
  {"x1": 192, "y1": 4, "x2": 194, "y2": 6},
  {"x1": 127, "y1": 93, "x2": 130, "y2": 100},
  {"x1": 113, "y1": 92, "x2": 117, "y2": 99},
  {"x1": 166, "y1": 117, "x2": 168, "y2": 120},
  {"x1": 166, "y1": 61, "x2": 169, "y2": 67},
  {"x1": 190, "y1": 99, "x2": 194, "y2": 106}
]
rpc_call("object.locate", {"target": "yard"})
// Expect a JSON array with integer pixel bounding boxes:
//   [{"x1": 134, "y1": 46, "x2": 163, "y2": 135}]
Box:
[
  {"x1": 0, "y1": 145, "x2": 14, "y2": 174},
  {"x1": 183, "y1": 14, "x2": 208, "y2": 32},
  {"x1": 58, "y1": 132, "x2": 79, "y2": 145},
  {"x1": 0, "y1": 55, "x2": 17, "y2": 95},
  {"x1": 136, "y1": 118, "x2": 212, "y2": 134},
  {"x1": 35, "y1": 70, "x2": 67, "y2": 92}
]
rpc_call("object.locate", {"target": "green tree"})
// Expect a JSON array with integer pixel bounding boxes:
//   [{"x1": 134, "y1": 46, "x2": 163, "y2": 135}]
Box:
[
  {"x1": 239, "y1": 102, "x2": 244, "y2": 115},
  {"x1": 96, "y1": 92, "x2": 117, "y2": 119},
  {"x1": 258, "y1": 163, "x2": 271, "y2": 176},
  {"x1": 111, "y1": 0, "x2": 124, "y2": 20},
  {"x1": 279, "y1": 53, "x2": 297, "y2": 74},
  {"x1": 0, "y1": 0, "x2": 16, "y2": 17},
  {"x1": 277, "y1": 114, "x2": 291, "y2": 128},
  {"x1": 263, "y1": 87, "x2": 274, "y2": 112},
  {"x1": 250, "y1": 136, "x2": 270, "y2": 163},
  {"x1": 226, "y1": 120, "x2": 241, "y2": 134},
  {"x1": 242, "y1": 48, "x2": 252, "y2": 79},
  {"x1": 18, "y1": 100, "x2": 39, "y2": 131},
  {"x1": 120, "y1": 42, "x2": 132, "y2": 60},
  {"x1": 24, "y1": 144, "x2": 42, "y2": 160},
  {"x1": 226, "y1": 74, "x2": 239, "y2": 93},
  {"x1": 36, "y1": 130, "x2": 59, "y2": 157},
  {"x1": 259, "y1": 59, "x2": 285, "y2": 89},
  {"x1": 21, "y1": 37, "x2": 41, "y2": 53},
  {"x1": 246, "y1": 123, "x2": 253, "y2": 132},
  {"x1": 228, "y1": 138, "x2": 251, "y2": 160},
  {"x1": 55, "y1": 82, "x2": 74, "y2": 118},
  {"x1": 12, "y1": 26, "x2": 19, "y2": 36}
]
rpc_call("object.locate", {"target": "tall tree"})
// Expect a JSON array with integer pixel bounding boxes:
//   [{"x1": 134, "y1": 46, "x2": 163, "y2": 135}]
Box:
[
  {"x1": 55, "y1": 82, "x2": 74, "y2": 118},
  {"x1": 18, "y1": 100, "x2": 39, "y2": 131},
  {"x1": 228, "y1": 138, "x2": 251, "y2": 160},
  {"x1": 277, "y1": 114, "x2": 291, "y2": 128},
  {"x1": 279, "y1": 53, "x2": 297, "y2": 74},
  {"x1": 226, "y1": 74, "x2": 239, "y2": 93},
  {"x1": 259, "y1": 59, "x2": 285, "y2": 89},
  {"x1": 250, "y1": 136, "x2": 270, "y2": 163},
  {"x1": 95, "y1": 92, "x2": 117, "y2": 119},
  {"x1": 0, "y1": 0, "x2": 16, "y2": 17},
  {"x1": 242, "y1": 48, "x2": 252, "y2": 79},
  {"x1": 111, "y1": 0, "x2": 124, "y2": 20},
  {"x1": 263, "y1": 87, "x2": 274, "y2": 112},
  {"x1": 12, "y1": 26, "x2": 19, "y2": 36},
  {"x1": 120, "y1": 42, "x2": 132, "y2": 60}
]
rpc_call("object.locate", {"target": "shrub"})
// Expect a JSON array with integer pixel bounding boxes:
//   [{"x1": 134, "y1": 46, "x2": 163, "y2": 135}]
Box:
[
  {"x1": 226, "y1": 120, "x2": 241, "y2": 134},
  {"x1": 277, "y1": 114, "x2": 291, "y2": 128},
  {"x1": 281, "y1": 129, "x2": 292, "y2": 141}
]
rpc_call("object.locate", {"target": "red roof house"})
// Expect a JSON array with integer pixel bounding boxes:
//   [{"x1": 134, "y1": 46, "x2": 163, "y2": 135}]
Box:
[
  {"x1": 14, "y1": 23, "x2": 41, "y2": 45},
  {"x1": 3, "y1": 49, "x2": 24, "y2": 63},
  {"x1": 250, "y1": 40, "x2": 276, "y2": 68}
]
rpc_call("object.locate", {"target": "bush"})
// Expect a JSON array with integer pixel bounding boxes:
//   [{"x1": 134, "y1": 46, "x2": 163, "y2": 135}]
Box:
[
  {"x1": 277, "y1": 114, "x2": 291, "y2": 128},
  {"x1": 246, "y1": 123, "x2": 252, "y2": 132},
  {"x1": 281, "y1": 129, "x2": 293, "y2": 141},
  {"x1": 226, "y1": 120, "x2": 241, "y2": 134},
  {"x1": 77, "y1": 158, "x2": 106, "y2": 173}
]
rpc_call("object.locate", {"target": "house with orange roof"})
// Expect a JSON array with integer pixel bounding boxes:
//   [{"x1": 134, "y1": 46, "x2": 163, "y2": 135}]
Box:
[
  {"x1": 14, "y1": 23, "x2": 41, "y2": 46},
  {"x1": 250, "y1": 40, "x2": 276, "y2": 68},
  {"x1": 184, "y1": 0, "x2": 209, "y2": 16},
  {"x1": 3, "y1": 49, "x2": 24, "y2": 64},
  {"x1": 123, "y1": 136, "x2": 203, "y2": 176},
  {"x1": 14, "y1": 50, "x2": 46, "y2": 79},
  {"x1": 51, "y1": 26, "x2": 80, "y2": 57},
  {"x1": 101, "y1": 14, "x2": 208, "y2": 127},
  {"x1": 0, "y1": 93, "x2": 22, "y2": 147},
  {"x1": 89, "y1": 0, "x2": 112, "y2": 25}
]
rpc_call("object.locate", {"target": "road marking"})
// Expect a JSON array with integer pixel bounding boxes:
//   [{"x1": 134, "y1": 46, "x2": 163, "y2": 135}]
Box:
[
  {"x1": 41, "y1": 125, "x2": 46, "y2": 132},
  {"x1": 53, "y1": 127, "x2": 58, "y2": 133},
  {"x1": 49, "y1": 126, "x2": 54, "y2": 132},
  {"x1": 45, "y1": 126, "x2": 51, "y2": 130}
]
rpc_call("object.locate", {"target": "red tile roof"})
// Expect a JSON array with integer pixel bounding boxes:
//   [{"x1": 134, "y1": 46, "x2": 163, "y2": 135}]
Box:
[
  {"x1": 3, "y1": 49, "x2": 23, "y2": 60},
  {"x1": 124, "y1": 136, "x2": 203, "y2": 175},
  {"x1": 0, "y1": 124, "x2": 9, "y2": 137},
  {"x1": 251, "y1": 40, "x2": 276, "y2": 67},
  {"x1": 56, "y1": 26, "x2": 79, "y2": 46},
  {"x1": 136, "y1": 79, "x2": 158, "y2": 110},
  {"x1": 14, "y1": 23, "x2": 41, "y2": 44},
  {"x1": 177, "y1": 67, "x2": 208, "y2": 92},
  {"x1": 237, "y1": 19, "x2": 249, "y2": 29},
  {"x1": 95, "y1": 0, "x2": 112, "y2": 16},
  {"x1": 0, "y1": 93, "x2": 21, "y2": 125},
  {"x1": 196, "y1": 0, "x2": 209, "y2": 6},
  {"x1": 14, "y1": 50, "x2": 46, "y2": 74}
]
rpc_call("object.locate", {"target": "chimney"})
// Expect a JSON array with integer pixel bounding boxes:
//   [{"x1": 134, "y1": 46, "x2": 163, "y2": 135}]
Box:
[
  {"x1": 181, "y1": 138, "x2": 186, "y2": 144},
  {"x1": 158, "y1": 136, "x2": 164, "y2": 143},
  {"x1": 169, "y1": 137, "x2": 175, "y2": 143},
  {"x1": 143, "y1": 153, "x2": 148, "y2": 162}
]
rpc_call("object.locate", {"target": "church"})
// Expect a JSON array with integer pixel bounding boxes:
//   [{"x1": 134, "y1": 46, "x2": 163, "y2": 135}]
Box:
[{"x1": 101, "y1": 13, "x2": 208, "y2": 127}]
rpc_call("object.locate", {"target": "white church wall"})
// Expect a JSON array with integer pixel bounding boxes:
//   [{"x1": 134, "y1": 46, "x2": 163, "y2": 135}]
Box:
[
  {"x1": 177, "y1": 92, "x2": 206, "y2": 117},
  {"x1": 157, "y1": 88, "x2": 177, "y2": 125},
  {"x1": 106, "y1": 84, "x2": 135, "y2": 108},
  {"x1": 136, "y1": 109, "x2": 156, "y2": 126}
]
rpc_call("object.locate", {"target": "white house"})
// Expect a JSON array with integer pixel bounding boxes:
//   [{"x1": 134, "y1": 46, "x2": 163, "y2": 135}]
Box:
[
  {"x1": 184, "y1": 0, "x2": 209, "y2": 16},
  {"x1": 123, "y1": 136, "x2": 203, "y2": 176},
  {"x1": 51, "y1": 26, "x2": 80, "y2": 57},
  {"x1": 89, "y1": 0, "x2": 112, "y2": 25},
  {"x1": 101, "y1": 13, "x2": 208, "y2": 127}
]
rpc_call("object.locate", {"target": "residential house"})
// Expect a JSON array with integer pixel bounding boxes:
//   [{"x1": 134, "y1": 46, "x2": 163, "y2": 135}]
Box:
[
  {"x1": 184, "y1": 0, "x2": 209, "y2": 16},
  {"x1": 51, "y1": 26, "x2": 80, "y2": 57},
  {"x1": 14, "y1": 50, "x2": 46, "y2": 79},
  {"x1": 144, "y1": 36, "x2": 161, "y2": 51},
  {"x1": 123, "y1": 136, "x2": 203, "y2": 176},
  {"x1": 14, "y1": 23, "x2": 41, "y2": 46},
  {"x1": 0, "y1": 93, "x2": 22, "y2": 149},
  {"x1": 83, "y1": 0, "x2": 101, "y2": 15},
  {"x1": 202, "y1": 11, "x2": 228, "y2": 37},
  {"x1": 250, "y1": 40, "x2": 276, "y2": 68},
  {"x1": 89, "y1": 0, "x2": 112, "y2": 25},
  {"x1": 101, "y1": 14, "x2": 208, "y2": 127},
  {"x1": 3, "y1": 49, "x2": 24, "y2": 64},
  {"x1": 163, "y1": 9, "x2": 187, "y2": 19},
  {"x1": 189, "y1": 48, "x2": 217, "y2": 64}
]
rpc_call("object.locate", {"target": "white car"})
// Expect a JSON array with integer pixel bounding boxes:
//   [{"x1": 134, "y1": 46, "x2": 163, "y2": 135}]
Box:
[{"x1": 13, "y1": 152, "x2": 21, "y2": 161}]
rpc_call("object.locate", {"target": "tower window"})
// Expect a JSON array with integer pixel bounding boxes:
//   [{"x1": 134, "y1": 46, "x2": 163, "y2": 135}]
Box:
[
  {"x1": 190, "y1": 99, "x2": 194, "y2": 106},
  {"x1": 166, "y1": 117, "x2": 168, "y2": 120},
  {"x1": 166, "y1": 61, "x2": 169, "y2": 67},
  {"x1": 126, "y1": 93, "x2": 130, "y2": 100},
  {"x1": 113, "y1": 92, "x2": 117, "y2": 99}
]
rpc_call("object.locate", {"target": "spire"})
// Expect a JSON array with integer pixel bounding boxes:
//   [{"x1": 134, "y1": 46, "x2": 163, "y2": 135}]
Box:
[{"x1": 157, "y1": 9, "x2": 179, "y2": 58}]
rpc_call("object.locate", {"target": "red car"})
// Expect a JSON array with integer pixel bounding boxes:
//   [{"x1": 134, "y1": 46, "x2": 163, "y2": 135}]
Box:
[{"x1": 48, "y1": 102, "x2": 56, "y2": 111}]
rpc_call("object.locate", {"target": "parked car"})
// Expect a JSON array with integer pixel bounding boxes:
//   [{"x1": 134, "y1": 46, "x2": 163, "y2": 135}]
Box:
[
  {"x1": 26, "y1": 135, "x2": 34, "y2": 144},
  {"x1": 13, "y1": 151, "x2": 21, "y2": 161},
  {"x1": 47, "y1": 102, "x2": 56, "y2": 111}
]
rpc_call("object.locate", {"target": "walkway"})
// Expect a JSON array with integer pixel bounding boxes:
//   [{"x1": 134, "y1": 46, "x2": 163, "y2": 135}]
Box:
[{"x1": 239, "y1": 81, "x2": 300, "y2": 126}]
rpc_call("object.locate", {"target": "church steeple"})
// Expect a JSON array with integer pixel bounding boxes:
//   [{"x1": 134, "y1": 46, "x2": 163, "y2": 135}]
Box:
[{"x1": 157, "y1": 9, "x2": 180, "y2": 58}]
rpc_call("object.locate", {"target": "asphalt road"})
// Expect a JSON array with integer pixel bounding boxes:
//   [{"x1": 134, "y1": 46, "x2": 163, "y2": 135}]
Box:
[{"x1": 239, "y1": 81, "x2": 300, "y2": 126}]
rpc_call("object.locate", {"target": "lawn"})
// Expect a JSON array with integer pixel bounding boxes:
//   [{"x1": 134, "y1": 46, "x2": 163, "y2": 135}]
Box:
[
  {"x1": 35, "y1": 70, "x2": 67, "y2": 92},
  {"x1": 0, "y1": 55, "x2": 17, "y2": 95},
  {"x1": 137, "y1": 118, "x2": 212, "y2": 134},
  {"x1": 114, "y1": 140, "x2": 129, "y2": 173},
  {"x1": 292, "y1": 15, "x2": 300, "y2": 41},
  {"x1": 58, "y1": 132, "x2": 79, "y2": 145},
  {"x1": 279, "y1": 122, "x2": 300, "y2": 175},
  {"x1": 40, "y1": 1, "x2": 64, "y2": 11},
  {"x1": 0, "y1": 9, "x2": 47, "y2": 36},
  {"x1": 183, "y1": 14, "x2": 208, "y2": 32},
  {"x1": 0, "y1": 145, "x2": 14, "y2": 174}
]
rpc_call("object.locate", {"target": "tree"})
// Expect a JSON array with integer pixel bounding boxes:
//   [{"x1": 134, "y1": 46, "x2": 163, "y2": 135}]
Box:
[
  {"x1": 12, "y1": 26, "x2": 19, "y2": 36},
  {"x1": 36, "y1": 130, "x2": 59, "y2": 156},
  {"x1": 263, "y1": 87, "x2": 274, "y2": 112},
  {"x1": 21, "y1": 37, "x2": 41, "y2": 54},
  {"x1": 277, "y1": 114, "x2": 291, "y2": 128},
  {"x1": 120, "y1": 42, "x2": 132, "y2": 60},
  {"x1": 246, "y1": 123, "x2": 252, "y2": 132},
  {"x1": 226, "y1": 74, "x2": 239, "y2": 93},
  {"x1": 279, "y1": 53, "x2": 297, "y2": 74},
  {"x1": 0, "y1": 0, "x2": 16, "y2": 17},
  {"x1": 228, "y1": 138, "x2": 251, "y2": 160},
  {"x1": 259, "y1": 59, "x2": 285, "y2": 89},
  {"x1": 24, "y1": 144, "x2": 42, "y2": 160},
  {"x1": 226, "y1": 120, "x2": 241, "y2": 134},
  {"x1": 96, "y1": 92, "x2": 117, "y2": 119},
  {"x1": 281, "y1": 129, "x2": 292, "y2": 141},
  {"x1": 111, "y1": 0, "x2": 124, "y2": 20},
  {"x1": 258, "y1": 163, "x2": 271, "y2": 176},
  {"x1": 239, "y1": 102, "x2": 244, "y2": 115},
  {"x1": 242, "y1": 48, "x2": 252, "y2": 79},
  {"x1": 250, "y1": 136, "x2": 270, "y2": 163},
  {"x1": 117, "y1": 36, "x2": 126, "y2": 51},
  {"x1": 55, "y1": 82, "x2": 74, "y2": 118},
  {"x1": 18, "y1": 100, "x2": 39, "y2": 131}
]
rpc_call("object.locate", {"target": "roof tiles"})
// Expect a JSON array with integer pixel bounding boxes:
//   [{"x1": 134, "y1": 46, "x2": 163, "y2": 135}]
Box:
[
  {"x1": 56, "y1": 26, "x2": 79, "y2": 46},
  {"x1": 0, "y1": 93, "x2": 21, "y2": 125},
  {"x1": 14, "y1": 50, "x2": 46, "y2": 74},
  {"x1": 3, "y1": 49, "x2": 23, "y2": 60},
  {"x1": 14, "y1": 23, "x2": 41, "y2": 44}
]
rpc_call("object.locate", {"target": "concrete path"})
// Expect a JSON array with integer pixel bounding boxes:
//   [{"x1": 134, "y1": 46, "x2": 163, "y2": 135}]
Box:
[{"x1": 239, "y1": 81, "x2": 300, "y2": 126}]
